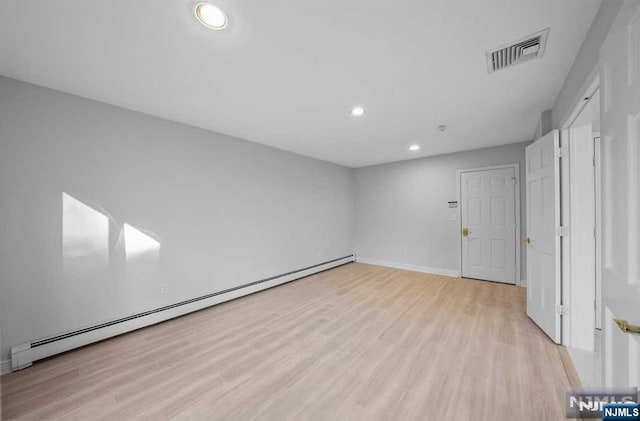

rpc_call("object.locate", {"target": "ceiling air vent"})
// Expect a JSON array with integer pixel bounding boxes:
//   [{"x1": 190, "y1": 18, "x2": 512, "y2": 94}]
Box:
[{"x1": 486, "y1": 28, "x2": 550, "y2": 74}]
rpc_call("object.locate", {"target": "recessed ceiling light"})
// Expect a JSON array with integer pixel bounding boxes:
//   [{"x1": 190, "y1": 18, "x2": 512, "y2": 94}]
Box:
[
  {"x1": 350, "y1": 106, "x2": 365, "y2": 117},
  {"x1": 195, "y1": 3, "x2": 228, "y2": 29},
  {"x1": 409, "y1": 145, "x2": 420, "y2": 151}
]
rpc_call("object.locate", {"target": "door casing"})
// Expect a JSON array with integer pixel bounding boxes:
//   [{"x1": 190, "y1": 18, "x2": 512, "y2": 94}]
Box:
[{"x1": 559, "y1": 70, "x2": 600, "y2": 349}]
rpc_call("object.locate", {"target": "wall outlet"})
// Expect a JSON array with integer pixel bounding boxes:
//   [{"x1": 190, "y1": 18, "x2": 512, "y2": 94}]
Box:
[
  {"x1": 160, "y1": 283, "x2": 168, "y2": 294},
  {"x1": 450, "y1": 213, "x2": 457, "y2": 221}
]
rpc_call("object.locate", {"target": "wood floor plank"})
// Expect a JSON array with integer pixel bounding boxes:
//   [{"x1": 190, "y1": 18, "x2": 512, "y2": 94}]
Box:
[{"x1": 1, "y1": 263, "x2": 573, "y2": 420}]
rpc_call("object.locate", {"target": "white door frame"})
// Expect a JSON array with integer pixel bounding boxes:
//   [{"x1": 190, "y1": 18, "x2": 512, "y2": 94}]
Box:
[
  {"x1": 593, "y1": 135, "x2": 602, "y2": 330},
  {"x1": 558, "y1": 69, "x2": 600, "y2": 348},
  {"x1": 456, "y1": 163, "x2": 521, "y2": 285},
  {"x1": 568, "y1": 122, "x2": 597, "y2": 351}
]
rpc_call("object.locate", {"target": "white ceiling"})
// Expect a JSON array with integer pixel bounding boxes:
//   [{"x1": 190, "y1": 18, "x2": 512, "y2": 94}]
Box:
[{"x1": 0, "y1": 0, "x2": 601, "y2": 167}]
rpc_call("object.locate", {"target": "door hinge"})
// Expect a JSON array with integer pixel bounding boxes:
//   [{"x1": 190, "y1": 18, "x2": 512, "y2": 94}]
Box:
[
  {"x1": 555, "y1": 146, "x2": 568, "y2": 159},
  {"x1": 557, "y1": 304, "x2": 568, "y2": 315},
  {"x1": 556, "y1": 225, "x2": 570, "y2": 237}
]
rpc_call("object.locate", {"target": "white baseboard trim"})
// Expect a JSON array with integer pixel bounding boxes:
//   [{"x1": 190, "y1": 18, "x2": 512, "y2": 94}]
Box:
[
  {"x1": 9, "y1": 255, "x2": 354, "y2": 372},
  {"x1": 1, "y1": 359, "x2": 10, "y2": 375},
  {"x1": 519, "y1": 278, "x2": 527, "y2": 288},
  {"x1": 355, "y1": 257, "x2": 460, "y2": 278}
]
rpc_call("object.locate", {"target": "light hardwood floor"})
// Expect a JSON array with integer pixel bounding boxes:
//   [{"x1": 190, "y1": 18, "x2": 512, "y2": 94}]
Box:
[{"x1": 2, "y1": 263, "x2": 574, "y2": 420}]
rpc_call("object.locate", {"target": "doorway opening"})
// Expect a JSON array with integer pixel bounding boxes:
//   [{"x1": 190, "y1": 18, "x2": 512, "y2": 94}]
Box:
[{"x1": 562, "y1": 79, "x2": 602, "y2": 387}]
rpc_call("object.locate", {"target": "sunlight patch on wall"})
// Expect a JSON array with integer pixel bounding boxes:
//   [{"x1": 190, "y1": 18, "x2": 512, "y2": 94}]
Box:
[
  {"x1": 124, "y1": 223, "x2": 161, "y2": 259},
  {"x1": 62, "y1": 192, "x2": 109, "y2": 273},
  {"x1": 61, "y1": 192, "x2": 165, "y2": 327},
  {"x1": 61, "y1": 192, "x2": 112, "y2": 329},
  {"x1": 123, "y1": 223, "x2": 162, "y2": 308}
]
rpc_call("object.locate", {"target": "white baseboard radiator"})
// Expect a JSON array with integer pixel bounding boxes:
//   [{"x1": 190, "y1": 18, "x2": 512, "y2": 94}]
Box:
[{"x1": 11, "y1": 255, "x2": 354, "y2": 372}]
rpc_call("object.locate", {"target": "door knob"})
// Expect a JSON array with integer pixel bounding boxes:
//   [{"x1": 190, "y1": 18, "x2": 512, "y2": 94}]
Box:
[
  {"x1": 614, "y1": 319, "x2": 640, "y2": 335},
  {"x1": 522, "y1": 237, "x2": 531, "y2": 244},
  {"x1": 462, "y1": 227, "x2": 469, "y2": 237}
]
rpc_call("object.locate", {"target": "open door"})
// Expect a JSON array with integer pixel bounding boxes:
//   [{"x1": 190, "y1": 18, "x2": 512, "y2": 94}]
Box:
[
  {"x1": 525, "y1": 129, "x2": 561, "y2": 343},
  {"x1": 599, "y1": 1, "x2": 640, "y2": 388}
]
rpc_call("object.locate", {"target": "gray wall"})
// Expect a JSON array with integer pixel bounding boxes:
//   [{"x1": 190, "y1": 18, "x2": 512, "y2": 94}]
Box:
[
  {"x1": 551, "y1": 0, "x2": 623, "y2": 128},
  {"x1": 0, "y1": 77, "x2": 355, "y2": 362},
  {"x1": 354, "y1": 142, "x2": 528, "y2": 278},
  {"x1": 533, "y1": 110, "x2": 553, "y2": 139}
]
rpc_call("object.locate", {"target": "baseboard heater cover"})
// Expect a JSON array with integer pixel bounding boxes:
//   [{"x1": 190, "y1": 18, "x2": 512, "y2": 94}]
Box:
[{"x1": 11, "y1": 255, "x2": 354, "y2": 371}]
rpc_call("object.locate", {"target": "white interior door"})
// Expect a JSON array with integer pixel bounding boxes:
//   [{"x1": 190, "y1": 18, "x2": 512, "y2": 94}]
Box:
[
  {"x1": 599, "y1": 0, "x2": 640, "y2": 388},
  {"x1": 460, "y1": 166, "x2": 517, "y2": 284},
  {"x1": 526, "y1": 130, "x2": 561, "y2": 343},
  {"x1": 569, "y1": 123, "x2": 596, "y2": 351}
]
